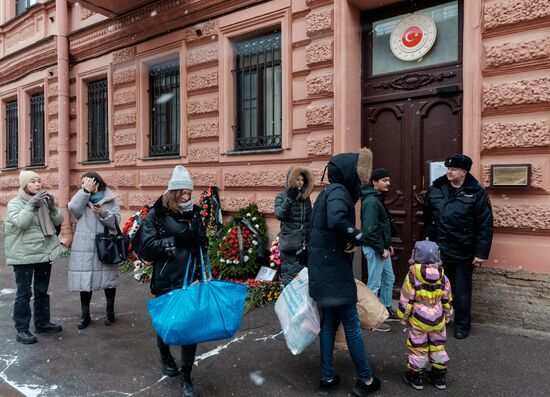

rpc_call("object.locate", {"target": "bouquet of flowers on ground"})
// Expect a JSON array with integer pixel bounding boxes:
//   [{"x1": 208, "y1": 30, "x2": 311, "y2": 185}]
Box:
[
  {"x1": 243, "y1": 279, "x2": 283, "y2": 313},
  {"x1": 269, "y1": 237, "x2": 281, "y2": 270}
]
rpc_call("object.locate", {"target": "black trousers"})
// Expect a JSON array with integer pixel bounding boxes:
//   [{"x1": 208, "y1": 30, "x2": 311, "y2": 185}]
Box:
[
  {"x1": 13, "y1": 262, "x2": 52, "y2": 331},
  {"x1": 443, "y1": 260, "x2": 474, "y2": 333}
]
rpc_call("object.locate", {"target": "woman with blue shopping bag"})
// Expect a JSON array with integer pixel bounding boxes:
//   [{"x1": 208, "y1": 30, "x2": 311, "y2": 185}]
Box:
[{"x1": 139, "y1": 165, "x2": 208, "y2": 397}]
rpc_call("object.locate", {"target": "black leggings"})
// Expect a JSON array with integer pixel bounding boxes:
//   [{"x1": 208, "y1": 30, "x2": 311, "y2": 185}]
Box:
[{"x1": 80, "y1": 288, "x2": 116, "y2": 310}]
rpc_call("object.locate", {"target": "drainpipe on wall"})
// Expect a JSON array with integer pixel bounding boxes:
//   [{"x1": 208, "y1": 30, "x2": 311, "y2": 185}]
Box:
[{"x1": 55, "y1": 0, "x2": 71, "y2": 241}]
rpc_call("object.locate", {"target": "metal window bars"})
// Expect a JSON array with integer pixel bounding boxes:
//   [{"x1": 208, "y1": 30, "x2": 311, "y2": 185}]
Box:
[
  {"x1": 30, "y1": 94, "x2": 45, "y2": 166},
  {"x1": 5, "y1": 101, "x2": 18, "y2": 168},
  {"x1": 235, "y1": 31, "x2": 282, "y2": 151},
  {"x1": 87, "y1": 79, "x2": 109, "y2": 161},
  {"x1": 149, "y1": 60, "x2": 180, "y2": 157}
]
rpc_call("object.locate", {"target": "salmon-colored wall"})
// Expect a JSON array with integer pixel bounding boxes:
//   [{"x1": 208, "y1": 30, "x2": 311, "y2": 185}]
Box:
[{"x1": 1, "y1": 0, "x2": 550, "y2": 274}]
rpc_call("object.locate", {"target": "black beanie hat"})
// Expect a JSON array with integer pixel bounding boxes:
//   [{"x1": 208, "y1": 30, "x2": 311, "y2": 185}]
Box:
[
  {"x1": 370, "y1": 168, "x2": 391, "y2": 182},
  {"x1": 444, "y1": 154, "x2": 472, "y2": 172}
]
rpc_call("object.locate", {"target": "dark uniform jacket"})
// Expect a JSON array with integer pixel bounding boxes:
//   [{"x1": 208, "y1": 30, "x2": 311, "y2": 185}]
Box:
[
  {"x1": 424, "y1": 174, "x2": 493, "y2": 263},
  {"x1": 360, "y1": 185, "x2": 392, "y2": 256},
  {"x1": 308, "y1": 150, "x2": 371, "y2": 307},
  {"x1": 140, "y1": 196, "x2": 208, "y2": 296}
]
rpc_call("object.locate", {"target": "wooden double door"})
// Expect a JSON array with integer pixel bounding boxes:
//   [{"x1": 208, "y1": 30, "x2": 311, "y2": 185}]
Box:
[{"x1": 361, "y1": 1, "x2": 463, "y2": 285}]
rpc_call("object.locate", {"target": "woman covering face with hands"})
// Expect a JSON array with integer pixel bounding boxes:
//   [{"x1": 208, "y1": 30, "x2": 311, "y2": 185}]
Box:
[
  {"x1": 67, "y1": 172, "x2": 121, "y2": 329},
  {"x1": 4, "y1": 170, "x2": 64, "y2": 344}
]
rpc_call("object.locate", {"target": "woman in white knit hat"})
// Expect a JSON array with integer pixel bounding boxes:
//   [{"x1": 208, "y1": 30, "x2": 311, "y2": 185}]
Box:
[
  {"x1": 140, "y1": 165, "x2": 208, "y2": 397},
  {"x1": 4, "y1": 170, "x2": 64, "y2": 344}
]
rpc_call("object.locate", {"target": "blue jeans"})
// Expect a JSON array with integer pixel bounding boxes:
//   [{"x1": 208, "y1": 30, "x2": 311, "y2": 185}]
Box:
[
  {"x1": 363, "y1": 246, "x2": 395, "y2": 308},
  {"x1": 320, "y1": 304, "x2": 373, "y2": 382}
]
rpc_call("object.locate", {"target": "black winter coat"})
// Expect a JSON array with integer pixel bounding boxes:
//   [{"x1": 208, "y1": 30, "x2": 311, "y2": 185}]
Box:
[
  {"x1": 360, "y1": 185, "x2": 392, "y2": 256},
  {"x1": 140, "y1": 196, "x2": 208, "y2": 296},
  {"x1": 308, "y1": 152, "x2": 365, "y2": 307},
  {"x1": 424, "y1": 174, "x2": 493, "y2": 263}
]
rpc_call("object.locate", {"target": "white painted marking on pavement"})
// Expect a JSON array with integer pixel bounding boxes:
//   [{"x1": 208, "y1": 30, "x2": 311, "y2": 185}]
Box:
[{"x1": 0, "y1": 355, "x2": 59, "y2": 397}]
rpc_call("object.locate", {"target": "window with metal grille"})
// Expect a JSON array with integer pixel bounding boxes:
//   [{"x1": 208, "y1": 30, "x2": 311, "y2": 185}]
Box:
[
  {"x1": 87, "y1": 79, "x2": 109, "y2": 161},
  {"x1": 5, "y1": 101, "x2": 18, "y2": 168},
  {"x1": 30, "y1": 94, "x2": 45, "y2": 166},
  {"x1": 149, "y1": 60, "x2": 180, "y2": 157},
  {"x1": 235, "y1": 31, "x2": 282, "y2": 151}
]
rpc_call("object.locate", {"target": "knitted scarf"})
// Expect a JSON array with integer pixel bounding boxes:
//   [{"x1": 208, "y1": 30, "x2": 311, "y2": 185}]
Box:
[{"x1": 18, "y1": 188, "x2": 56, "y2": 236}]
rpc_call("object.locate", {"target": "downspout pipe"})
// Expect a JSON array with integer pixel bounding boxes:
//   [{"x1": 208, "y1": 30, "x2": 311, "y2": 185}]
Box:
[{"x1": 55, "y1": 0, "x2": 71, "y2": 240}]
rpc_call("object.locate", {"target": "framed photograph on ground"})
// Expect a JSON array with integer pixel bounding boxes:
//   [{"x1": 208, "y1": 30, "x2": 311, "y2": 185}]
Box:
[{"x1": 255, "y1": 266, "x2": 278, "y2": 282}]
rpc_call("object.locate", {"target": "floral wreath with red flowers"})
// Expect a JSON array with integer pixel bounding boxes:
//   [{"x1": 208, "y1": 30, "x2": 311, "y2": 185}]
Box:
[
  {"x1": 269, "y1": 237, "x2": 281, "y2": 270},
  {"x1": 121, "y1": 205, "x2": 149, "y2": 252}
]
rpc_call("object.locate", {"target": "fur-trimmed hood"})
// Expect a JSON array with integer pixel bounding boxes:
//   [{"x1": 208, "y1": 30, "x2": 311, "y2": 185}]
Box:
[
  {"x1": 357, "y1": 147, "x2": 373, "y2": 186},
  {"x1": 327, "y1": 147, "x2": 373, "y2": 202},
  {"x1": 286, "y1": 166, "x2": 314, "y2": 200}
]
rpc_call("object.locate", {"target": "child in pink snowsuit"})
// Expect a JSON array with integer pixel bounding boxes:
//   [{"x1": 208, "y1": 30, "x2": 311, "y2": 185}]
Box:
[{"x1": 398, "y1": 240, "x2": 452, "y2": 390}]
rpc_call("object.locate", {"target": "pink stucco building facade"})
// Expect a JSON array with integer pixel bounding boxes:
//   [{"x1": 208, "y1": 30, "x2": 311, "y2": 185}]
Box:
[{"x1": 1, "y1": 0, "x2": 549, "y2": 329}]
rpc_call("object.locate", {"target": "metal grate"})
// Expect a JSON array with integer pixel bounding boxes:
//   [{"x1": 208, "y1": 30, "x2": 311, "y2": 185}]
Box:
[
  {"x1": 5, "y1": 101, "x2": 18, "y2": 168},
  {"x1": 87, "y1": 79, "x2": 109, "y2": 161},
  {"x1": 149, "y1": 60, "x2": 180, "y2": 157},
  {"x1": 235, "y1": 31, "x2": 282, "y2": 151},
  {"x1": 30, "y1": 94, "x2": 45, "y2": 166}
]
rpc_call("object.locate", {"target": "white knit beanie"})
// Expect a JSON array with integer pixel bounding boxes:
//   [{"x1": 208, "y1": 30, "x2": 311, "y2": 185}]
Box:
[
  {"x1": 168, "y1": 165, "x2": 193, "y2": 191},
  {"x1": 20, "y1": 170, "x2": 41, "y2": 188}
]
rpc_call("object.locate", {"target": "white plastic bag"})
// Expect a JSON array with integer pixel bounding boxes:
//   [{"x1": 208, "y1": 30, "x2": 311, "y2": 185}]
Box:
[{"x1": 274, "y1": 268, "x2": 320, "y2": 355}]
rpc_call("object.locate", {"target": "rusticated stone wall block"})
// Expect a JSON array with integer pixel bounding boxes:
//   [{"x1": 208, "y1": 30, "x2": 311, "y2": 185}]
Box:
[
  {"x1": 114, "y1": 152, "x2": 137, "y2": 166},
  {"x1": 306, "y1": 40, "x2": 333, "y2": 66},
  {"x1": 493, "y1": 204, "x2": 550, "y2": 230},
  {"x1": 188, "y1": 145, "x2": 219, "y2": 163},
  {"x1": 113, "y1": 129, "x2": 136, "y2": 146},
  {"x1": 306, "y1": 73, "x2": 333, "y2": 96},
  {"x1": 187, "y1": 71, "x2": 218, "y2": 92},
  {"x1": 114, "y1": 109, "x2": 136, "y2": 126},
  {"x1": 307, "y1": 134, "x2": 333, "y2": 156},
  {"x1": 220, "y1": 196, "x2": 251, "y2": 212},
  {"x1": 482, "y1": 163, "x2": 543, "y2": 189},
  {"x1": 188, "y1": 97, "x2": 218, "y2": 115},
  {"x1": 0, "y1": 194, "x2": 12, "y2": 206},
  {"x1": 141, "y1": 169, "x2": 172, "y2": 187},
  {"x1": 48, "y1": 119, "x2": 58, "y2": 134},
  {"x1": 256, "y1": 197, "x2": 275, "y2": 214},
  {"x1": 129, "y1": 193, "x2": 160, "y2": 208},
  {"x1": 484, "y1": 38, "x2": 550, "y2": 69},
  {"x1": 306, "y1": 103, "x2": 334, "y2": 126},
  {"x1": 47, "y1": 83, "x2": 58, "y2": 98},
  {"x1": 224, "y1": 170, "x2": 286, "y2": 187},
  {"x1": 187, "y1": 45, "x2": 217, "y2": 68},
  {"x1": 191, "y1": 172, "x2": 217, "y2": 187},
  {"x1": 482, "y1": 120, "x2": 550, "y2": 149},
  {"x1": 40, "y1": 173, "x2": 59, "y2": 189},
  {"x1": 112, "y1": 47, "x2": 136, "y2": 64},
  {"x1": 113, "y1": 88, "x2": 136, "y2": 106},
  {"x1": 188, "y1": 121, "x2": 218, "y2": 139},
  {"x1": 48, "y1": 136, "x2": 58, "y2": 152},
  {"x1": 115, "y1": 171, "x2": 138, "y2": 187},
  {"x1": 484, "y1": 0, "x2": 550, "y2": 31},
  {"x1": 49, "y1": 155, "x2": 58, "y2": 169},
  {"x1": 183, "y1": 20, "x2": 218, "y2": 43},
  {"x1": 483, "y1": 78, "x2": 550, "y2": 111},
  {"x1": 47, "y1": 101, "x2": 58, "y2": 116},
  {"x1": 306, "y1": 8, "x2": 333, "y2": 36},
  {"x1": 0, "y1": 177, "x2": 20, "y2": 189},
  {"x1": 473, "y1": 267, "x2": 550, "y2": 331},
  {"x1": 113, "y1": 68, "x2": 136, "y2": 86},
  {"x1": 311, "y1": 167, "x2": 328, "y2": 186},
  {"x1": 115, "y1": 193, "x2": 127, "y2": 210}
]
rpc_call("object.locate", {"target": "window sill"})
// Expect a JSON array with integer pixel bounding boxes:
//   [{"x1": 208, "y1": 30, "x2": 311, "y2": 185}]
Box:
[
  {"x1": 140, "y1": 155, "x2": 182, "y2": 161},
  {"x1": 80, "y1": 160, "x2": 111, "y2": 165},
  {"x1": 24, "y1": 165, "x2": 47, "y2": 170},
  {"x1": 1, "y1": 167, "x2": 19, "y2": 172},
  {"x1": 226, "y1": 148, "x2": 283, "y2": 155}
]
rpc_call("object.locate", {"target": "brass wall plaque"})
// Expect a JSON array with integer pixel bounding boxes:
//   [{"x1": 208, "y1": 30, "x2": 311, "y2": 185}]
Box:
[{"x1": 491, "y1": 164, "x2": 530, "y2": 187}]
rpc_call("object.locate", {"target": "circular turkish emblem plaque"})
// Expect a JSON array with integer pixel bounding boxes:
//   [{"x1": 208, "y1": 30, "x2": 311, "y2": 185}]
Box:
[{"x1": 390, "y1": 14, "x2": 437, "y2": 61}]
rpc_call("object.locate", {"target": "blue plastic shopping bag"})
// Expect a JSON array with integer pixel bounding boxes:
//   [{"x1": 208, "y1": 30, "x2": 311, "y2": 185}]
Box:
[{"x1": 148, "y1": 248, "x2": 247, "y2": 345}]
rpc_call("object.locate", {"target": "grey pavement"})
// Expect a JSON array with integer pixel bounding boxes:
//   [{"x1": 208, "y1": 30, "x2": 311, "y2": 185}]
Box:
[{"x1": 1, "y1": 245, "x2": 550, "y2": 397}]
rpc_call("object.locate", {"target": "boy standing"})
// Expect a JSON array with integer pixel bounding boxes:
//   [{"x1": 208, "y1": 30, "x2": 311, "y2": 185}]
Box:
[{"x1": 361, "y1": 168, "x2": 396, "y2": 332}]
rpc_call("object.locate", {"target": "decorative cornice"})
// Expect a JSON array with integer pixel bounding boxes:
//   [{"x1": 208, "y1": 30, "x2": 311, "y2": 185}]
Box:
[
  {"x1": 373, "y1": 72, "x2": 456, "y2": 90},
  {"x1": 0, "y1": 37, "x2": 56, "y2": 86},
  {"x1": 69, "y1": 0, "x2": 263, "y2": 62}
]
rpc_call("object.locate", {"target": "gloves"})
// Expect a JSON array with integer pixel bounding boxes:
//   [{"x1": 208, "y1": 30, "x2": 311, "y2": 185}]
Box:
[
  {"x1": 28, "y1": 191, "x2": 48, "y2": 208},
  {"x1": 45, "y1": 194, "x2": 55, "y2": 210},
  {"x1": 286, "y1": 187, "x2": 300, "y2": 201}
]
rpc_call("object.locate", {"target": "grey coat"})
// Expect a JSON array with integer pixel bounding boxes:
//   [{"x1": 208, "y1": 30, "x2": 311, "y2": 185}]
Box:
[{"x1": 67, "y1": 188, "x2": 121, "y2": 292}]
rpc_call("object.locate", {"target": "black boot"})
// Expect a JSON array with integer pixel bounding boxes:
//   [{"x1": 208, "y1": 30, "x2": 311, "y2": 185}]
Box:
[
  {"x1": 16, "y1": 330, "x2": 37, "y2": 344},
  {"x1": 35, "y1": 322, "x2": 62, "y2": 333},
  {"x1": 158, "y1": 336, "x2": 179, "y2": 377},
  {"x1": 78, "y1": 310, "x2": 91, "y2": 329},
  {"x1": 180, "y1": 372, "x2": 197, "y2": 397},
  {"x1": 104, "y1": 311, "x2": 115, "y2": 326},
  {"x1": 426, "y1": 367, "x2": 447, "y2": 390},
  {"x1": 403, "y1": 370, "x2": 424, "y2": 390},
  {"x1": 104, "y1": 288, "x2": 116, "y2": 326}
]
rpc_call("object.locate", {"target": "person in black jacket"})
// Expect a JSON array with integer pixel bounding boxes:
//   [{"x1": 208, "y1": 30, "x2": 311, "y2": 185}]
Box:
[
  {"x1": 308, "y1": 148, "x2": 381, "y2": 397},
  {"x1": 140, "y1": 165, "x2": 207, "y2": 397},
  {"x1": 274, "y1": 166, "x2": 313, "y2": 285},
  {"x1": 424, "y1": 154, "x2": 493, "y2": 340}
]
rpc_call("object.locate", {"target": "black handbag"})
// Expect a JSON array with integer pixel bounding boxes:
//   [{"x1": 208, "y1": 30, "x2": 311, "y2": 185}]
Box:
[
  {"x1": 96, "y1": 219, "x2": 129, "y2": 265},
  {"x1": 278, "y1": 229, "x2": 305, "y2": 253}
]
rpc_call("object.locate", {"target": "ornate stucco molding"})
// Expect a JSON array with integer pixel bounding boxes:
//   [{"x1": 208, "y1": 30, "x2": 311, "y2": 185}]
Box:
[
  {"x1": 483, "y1": 78, "x2": 550, "y2": 115},
  {"x1": 493, "y1": 204, "x2": 550, "y2": 231},
  {"x1": 483, "y1": 38, "x2": 550, "y2": 76},
  {"x1": 0, "y1": 37, "x2": 56, "y2": 86},
  {"x1": 482, "y1": 120, "x2": 550, "y2": 150},
  {"x1": 483, "y1": 0, "x2": 550, "y2": 36}
]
